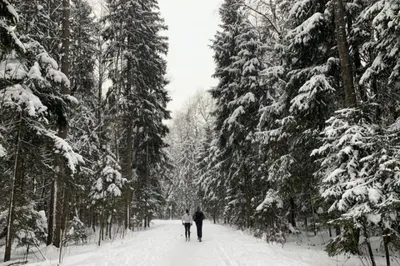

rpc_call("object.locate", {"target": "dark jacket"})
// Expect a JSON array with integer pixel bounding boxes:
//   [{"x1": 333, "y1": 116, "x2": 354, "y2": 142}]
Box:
[{"x1": 193, "y1": 211, "x2": 205, "y2": 224}]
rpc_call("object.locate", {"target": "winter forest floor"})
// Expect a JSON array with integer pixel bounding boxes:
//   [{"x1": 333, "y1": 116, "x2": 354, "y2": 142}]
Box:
[{"x1": 0, "y1": 220, "x2": 393, "y2": 266}]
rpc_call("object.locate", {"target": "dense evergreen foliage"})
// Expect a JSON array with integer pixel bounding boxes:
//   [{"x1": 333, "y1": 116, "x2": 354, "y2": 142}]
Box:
[
  {"x1": 0, "y1": 0, "x2": 170, "y2": 261},
  {"x1": 197, "y1": 0, "x2": 400, "y2": 264}
]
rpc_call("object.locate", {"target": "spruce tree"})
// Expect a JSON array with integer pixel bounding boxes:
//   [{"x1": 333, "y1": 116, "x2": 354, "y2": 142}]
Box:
[
  {"x1": 312, "y1": 1, "x2": 400, "y2": 263},
  {"x1": 103, "y1": 0, "x2": 170, "y2": 229},
  {"x1": 209, "y1": 0, "x2": 268, "y2": 228},
  {"x1": 0, "y1": 2, "x2": 82, "y2": 259}
]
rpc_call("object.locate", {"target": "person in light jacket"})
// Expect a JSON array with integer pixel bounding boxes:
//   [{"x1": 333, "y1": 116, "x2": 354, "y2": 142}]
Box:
[{"x1": 182, "y1": 209, "x2": 193, "y2": 241}]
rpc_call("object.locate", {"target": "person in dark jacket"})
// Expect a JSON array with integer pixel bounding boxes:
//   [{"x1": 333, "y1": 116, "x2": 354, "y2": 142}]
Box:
[{"x1": 193, "y1": 206, "x2": 205, "y2": 242}]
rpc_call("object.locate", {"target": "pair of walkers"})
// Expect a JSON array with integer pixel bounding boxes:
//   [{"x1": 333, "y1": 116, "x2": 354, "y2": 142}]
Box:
[{"x1": 182, "y1": 207, "x2": 205, "y2": 242}]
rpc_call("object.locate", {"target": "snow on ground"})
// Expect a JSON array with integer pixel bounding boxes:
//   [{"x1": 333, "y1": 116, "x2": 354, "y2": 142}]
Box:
[{"x1": 0, "y1": 220, "x2": 389, "y2": 266}]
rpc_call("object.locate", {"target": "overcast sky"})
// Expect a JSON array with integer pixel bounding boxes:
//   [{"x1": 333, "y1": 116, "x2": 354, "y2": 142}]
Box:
[{"x1": 158, "y1": 0, "x2": 222, "y2": 115}]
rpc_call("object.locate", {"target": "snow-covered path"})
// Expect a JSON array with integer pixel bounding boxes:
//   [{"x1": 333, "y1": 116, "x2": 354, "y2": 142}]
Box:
[{"x1": 20, "y1": 220, "x2": 369, "y2": 266}]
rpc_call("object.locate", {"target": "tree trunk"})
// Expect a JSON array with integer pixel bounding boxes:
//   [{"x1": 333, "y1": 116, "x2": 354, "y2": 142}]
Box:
[
  {"x1": 4, "y1": 115, "x2": 22, "y2": 262},
  {"x1": 243, "y1": 167, "x2": 251, "y2": 228},
  {"x1": 61, "y1": 1, "x2": 71, "y2": 94},
  {"x1": 92, "y1": 209, "x2": 96, "y2": 232},
  {"x1": 98, "y1": 209, "x2": 103, "y2": 246},
  {"x1": 347, "y1": 13, "x2": 365, "y2": 102},
  {"x1": 52, "y1": 0, "x2": 71, "y2": 248},
  {"x1": 60, "y1": 182, "x2": 70, "y2": 245},
  {"x1": 289, "y1": 197, "x2": 296, "y2": 227},
  {"x1": 334, "y1": 0, "x2": 356, "y2": 108},
  {"x1": 97, "y1": 37, "x2": 104, "y2": 123},
  {"x1": 47, "y1": 177, "x2": 56, "y2": 245},
  {"x1": 54, "y1": 177, "x2": 62, "y2": 247},
  {"x1": 108, "y1": 214, "x2": 112, "y2": 239},
  {"x1": 125, "y1": 124, "x2": 133, "y2": 230},
  {"x1": 143, "y1": 133, "x2": 150, "y2": 229},
  {"x1": 309, "y1": 190, "x2": 317, "y2": 236},
  {"x1": 123, "y1": 34, "x2": 134, "y2": 229},
  {"x1": 383, "y1": 229, "x2": 391, "y2": 266},
  {"x1": 38, "y1": 177, "x2": 46, "y2": 211},
  {"x1": 363, "y1": 222, "x2": 376, "y2": 266}
]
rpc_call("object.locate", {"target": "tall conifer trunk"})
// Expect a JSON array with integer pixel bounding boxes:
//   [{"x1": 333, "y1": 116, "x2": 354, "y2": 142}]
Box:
[
  {"x1": 124, "y1": 40, "x2": 134, "y2": 230},
  {"x1": 4, "y1": 115, "x2": 22, "y2": 262},
  {"x1": 125, "y1": 123, "x2": 133, "y2": 230},
  {"x1": 52, "y1": 0, "x2": 71, "y2": 248},
  {"x1": 289, "y1": 197, "x2": 296, "y2": 227},
  {"x1": 334, "y1": 0, "x2": 356, "y2": 107}
]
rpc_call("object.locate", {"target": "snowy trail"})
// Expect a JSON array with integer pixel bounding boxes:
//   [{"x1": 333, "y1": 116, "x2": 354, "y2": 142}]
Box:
[{"x1": 18, "y1": 220, "x2": 369, "y2": 266}]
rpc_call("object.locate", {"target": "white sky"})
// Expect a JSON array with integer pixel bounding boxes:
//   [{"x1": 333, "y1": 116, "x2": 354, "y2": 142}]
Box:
[
  {"x1": 158, "y1": 0, "x2": 222, "y2": 115},
  {"x1": 88, "y1": 0, "x2": 222, "y2": 116}
]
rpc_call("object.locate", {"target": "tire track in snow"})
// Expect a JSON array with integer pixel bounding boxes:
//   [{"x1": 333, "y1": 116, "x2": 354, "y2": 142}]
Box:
[{"x1": 214, "y1": 241, "x2": 234, "y2": 266}]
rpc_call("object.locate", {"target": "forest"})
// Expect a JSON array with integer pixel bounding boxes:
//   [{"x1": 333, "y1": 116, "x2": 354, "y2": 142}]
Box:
[
  {"x1": 171, "y1": 1, "x2": 400, "y2": 265},
  {"x1": 1, "y1": 0, "x2": 400, "y2": 266},
  {"x1": 0, "y1": 0, "x2": 170, "y2": 262}
]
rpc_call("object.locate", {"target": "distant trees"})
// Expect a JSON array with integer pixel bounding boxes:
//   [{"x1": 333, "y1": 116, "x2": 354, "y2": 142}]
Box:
[{"x1": 166, "y1": 90, "x2": 214, "y2": 218}]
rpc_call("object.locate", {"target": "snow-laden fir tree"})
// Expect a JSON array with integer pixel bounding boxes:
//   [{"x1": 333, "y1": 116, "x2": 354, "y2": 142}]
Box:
[
  {"x1": 256, "y1": 0, "x2": 340, "y2": 234},
  {"x1": 357, "y1": 0, "x2": 400, "y2": 121},
  {"x1": 197, "y1": 128, "x2": 226, "y2": 223},
  {"x1": 208, "y1": 0, "x2": 268, "y2": 228},
  {"x1": 0, "y1": 1, "x2": 82, "y2": 260},
  {"x1": 312, "y1": 105, "x2": 400, "y2": 265},
  {"x1": 312, "y1": 1, "x2": 400, "y2": 264},
  {"x1": 201, "y1": 0, "x2": 244, "y2": 225},
  {"x1": 103, "y1": 0, "x2": 170, "y2": 229},
  {"x1": 13, "y1": 0, "x2": 63, "y2": 60},
  {"x1": 90, "y1": 151, "x2": 124, "y2": 244}
]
